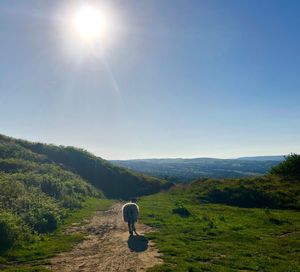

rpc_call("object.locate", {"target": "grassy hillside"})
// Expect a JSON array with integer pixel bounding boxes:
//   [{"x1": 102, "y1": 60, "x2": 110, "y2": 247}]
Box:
[
  {"x1": 190, "y1": 154, "x2": 300, "y2": 210},
  {"x1": 0, "y1": 136, "x2": 101, "y2": 254},
  {"x1": 138, "y1": 155, "x2": 300, "y2": 271},
  {"x1": 190, "y1": 176, "x2": 299, "y2": 210},
  {"x1": 140, "y1": 191, "x2": 300, "y2": 272},
  {"x1": 0, "y1": 134, "x2": 171, "y2": 198},
  {"x1": 0, "y1": 133, "x2": 170, "y2": 254}
]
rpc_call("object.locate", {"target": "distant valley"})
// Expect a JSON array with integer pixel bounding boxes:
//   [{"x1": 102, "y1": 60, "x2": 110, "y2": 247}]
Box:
[{"x1": 111, "y1": 156, "x2": 285, "y2": 183}]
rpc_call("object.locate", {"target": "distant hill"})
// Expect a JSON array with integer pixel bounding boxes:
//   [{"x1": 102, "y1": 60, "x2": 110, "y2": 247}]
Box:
[
  {"x1": 111, "y1": 157, "x2": 284, "y2": 183},
  {"x1": 237, "y1": 155, "x2": 284, "y2": 161}
]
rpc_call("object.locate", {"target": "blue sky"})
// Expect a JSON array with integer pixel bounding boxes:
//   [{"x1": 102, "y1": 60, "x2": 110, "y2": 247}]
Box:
[{"x1": 0, "y1": 0, "x2": 299, "y2": 159}]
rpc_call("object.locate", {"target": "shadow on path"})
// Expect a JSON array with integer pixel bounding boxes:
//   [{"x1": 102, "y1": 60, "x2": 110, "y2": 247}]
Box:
[{"x1": 127, "y1": 235, "x2": 148, "y2": 252}]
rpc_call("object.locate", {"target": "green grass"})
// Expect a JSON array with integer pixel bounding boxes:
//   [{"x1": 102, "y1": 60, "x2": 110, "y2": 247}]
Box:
[
  {"x1": 139, "y1": 191, "x2": 300, "y2": 272},
  {"x1": 1, "y1": 197, "x2": 113, "y2": 270}
]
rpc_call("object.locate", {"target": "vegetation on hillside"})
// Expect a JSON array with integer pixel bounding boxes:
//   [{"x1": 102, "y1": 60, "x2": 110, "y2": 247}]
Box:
[
  {"x1": 1, "y1": 198, "x2": 112, "y2": 271},
  {"x1": 0, "y1": 159, "x2": 99, "y2": 252},
  {"x1": 189, "y1": 154, "x2": 300, "y2": 210},
  {"x1": 0, "y1": 133, "x2": 169, "y2": 254},
  {"x1": 190, "y1": 176, "x2": 299, "y2": 210},
  {"x1": 270, "y1": 153, "x2": 300, "y2": 180},
  {"x1": 0, "y1": 134, "x2": 170, "y2": 198}
]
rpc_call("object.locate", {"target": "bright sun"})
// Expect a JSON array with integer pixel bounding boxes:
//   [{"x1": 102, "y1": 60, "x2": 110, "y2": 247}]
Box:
[
  {"x1": 72, "y1": 5, "x2": 108, "y2": 42},
  {"x1": 60, "y1": 3, "x2": 118, "y2": 58}
]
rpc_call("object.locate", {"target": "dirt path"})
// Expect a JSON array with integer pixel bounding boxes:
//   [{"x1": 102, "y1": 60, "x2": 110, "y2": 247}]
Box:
[{"x1": 46, "y1": 203, "x2": 163, "y2": 272}]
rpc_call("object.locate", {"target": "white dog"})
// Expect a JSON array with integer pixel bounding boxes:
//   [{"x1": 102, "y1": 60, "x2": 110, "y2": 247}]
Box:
[{"x1": 122, "y1": 199, "x2": 139, "y2": 236}]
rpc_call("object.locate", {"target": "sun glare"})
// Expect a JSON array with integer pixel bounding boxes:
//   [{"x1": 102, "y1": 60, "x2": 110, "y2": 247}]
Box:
[
  {"x1": 60, "y1": 3, "x2": 119, "y2": 59},
  {"x1": 71, "y1": 5, "x2": 109, "y2": 43},
  {"x1": 72, "y1": 6, "x2": 108, "y2": 42}
]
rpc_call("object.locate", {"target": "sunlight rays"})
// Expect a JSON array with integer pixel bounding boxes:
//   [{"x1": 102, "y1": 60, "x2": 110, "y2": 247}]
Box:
[{"x1": 59, "y1": 2, "x2": 118, "y2": 60}]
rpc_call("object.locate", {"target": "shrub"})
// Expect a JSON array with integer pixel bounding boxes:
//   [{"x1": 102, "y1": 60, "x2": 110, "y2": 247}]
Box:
[
  {"x1": 270, "y1": 153, "x2": 300, "y2": 180},
  {"x1": 20, "y1": 194, "x2": 63, "y2": 233},
  {"x1": 206, "y1": 186, "x2": 275, "y2": 208},
  {"x1": 0, "y1": 211, "x2": 31, "y2": 252},
  {"x1": 33, "y1": 210, "x2": 58, "y2": 233},
  {"x1": 172, "y1": 203, "x2": 191, "y2": 218},
  {"x1": 190, "y1": 176, "x2": 300, "y2": 210}
]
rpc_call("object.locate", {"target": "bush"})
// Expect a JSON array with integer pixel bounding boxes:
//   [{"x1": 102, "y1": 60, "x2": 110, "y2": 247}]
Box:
[
  {"x1": 191, "y1": 176, "x2": 300, "y2": 209},
  {"x1": 33, "y1": 210, "x2": 58, "y2": 233},
  {"x1": 19, "y1": 193, "x2": 63, "y2": 233},
  {"x1": 206, "y1": 186, "x2": 274, "y2": 208},
  {"x1": 172, "y1": 203, "x2": 191, "y2": 218},
  {"x1": 270, "y1": 153, "x2": 300, "y2": 180},
  {"x1": 0, "y1": 211, "x2": 31, "y2": 252}
]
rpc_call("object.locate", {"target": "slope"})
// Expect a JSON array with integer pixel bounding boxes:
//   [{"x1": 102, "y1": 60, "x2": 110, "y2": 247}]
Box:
[
  {"x1": 0, "y1": 134, "x2": 171, "y2": 198},
  {"x1": 137, "y1": 155, "x2": 300, "y2": 271}
]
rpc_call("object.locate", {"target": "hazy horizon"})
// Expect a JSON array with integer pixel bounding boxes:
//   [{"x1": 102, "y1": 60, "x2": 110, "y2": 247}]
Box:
[
  {"x1": 0, "y1": 131, "x2": 287, "y2": 161},
  {"x1": 1, "y1": 0, "x2": 300, "y2": 159}
]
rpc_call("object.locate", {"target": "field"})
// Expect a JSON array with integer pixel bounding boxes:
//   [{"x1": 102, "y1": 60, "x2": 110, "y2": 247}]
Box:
[{"x1": 139, "y1": 190, "x2": 300, "y2": 272}]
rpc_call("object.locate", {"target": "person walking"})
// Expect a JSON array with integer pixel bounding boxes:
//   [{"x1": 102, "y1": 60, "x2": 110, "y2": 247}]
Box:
[{"x1": 122, "y1": 199, "x2": 139, "y2": 236}]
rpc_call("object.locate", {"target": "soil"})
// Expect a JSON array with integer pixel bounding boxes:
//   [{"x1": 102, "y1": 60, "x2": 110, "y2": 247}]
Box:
[{"x1": 46, "y1": 203, "x2": 163, "y2": 272}]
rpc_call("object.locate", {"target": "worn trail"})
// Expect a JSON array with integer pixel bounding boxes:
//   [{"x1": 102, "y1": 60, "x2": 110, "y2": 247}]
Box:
[{"x1": 46, "y1": 203, "x2": 163, "y2": 272}]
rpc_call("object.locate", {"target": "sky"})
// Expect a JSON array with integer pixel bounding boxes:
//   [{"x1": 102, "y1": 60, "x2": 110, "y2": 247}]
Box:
[{"x1": 0, "y1": 0, "x2": 300, "y2": 159}]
